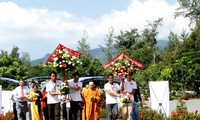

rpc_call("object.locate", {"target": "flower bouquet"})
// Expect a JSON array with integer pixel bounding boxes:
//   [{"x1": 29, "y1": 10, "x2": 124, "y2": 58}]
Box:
[
  {"x1": 110, "y1": 58, "x2": 134, "y2": 78},
  {"x1": 46, "y1": 46, "x2": 82, "y2": 72},
  {"x1": 119, "y1": 92, "x2": 132, "y2": 103},
  {"x1": 59, "y1": 82, "x2": 71, "y2": 95}
]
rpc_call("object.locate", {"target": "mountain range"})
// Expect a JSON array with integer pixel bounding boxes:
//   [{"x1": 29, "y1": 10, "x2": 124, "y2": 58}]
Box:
[{"x1": 30, "y1": 40, "x2": 168, "y2": 66}]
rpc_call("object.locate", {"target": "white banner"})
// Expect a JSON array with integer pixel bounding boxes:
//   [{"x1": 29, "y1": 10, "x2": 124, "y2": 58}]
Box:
[
  {"x1": 0, "y1": 85, "x2": 2, "y2": 114},
  {"x1": 149, "y1": 81, "x2": 169, "y2": 117},
  {"x1": 2, "y1": 91, "x2": 12, "y2": 114}
]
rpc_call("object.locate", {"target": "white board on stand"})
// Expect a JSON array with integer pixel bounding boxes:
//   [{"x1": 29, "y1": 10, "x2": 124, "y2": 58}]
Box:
[{"x1": 149, "y1": 81, "x2": 169, "y2": 117}]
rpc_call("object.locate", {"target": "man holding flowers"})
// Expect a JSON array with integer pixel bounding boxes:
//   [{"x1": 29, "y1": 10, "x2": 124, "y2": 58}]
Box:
[
  {"x1": 67, "y1": 72, "x2": 83, "y2": 120},
  {"x1": 46, "y1": 71, "x2": 62, "y2": 120},
  {"x1": 104, "y1": 73, "x2": 121, "y2": 120},
  {"x1": 120, "y1": 70, "x2": 137, "y2": 120}
]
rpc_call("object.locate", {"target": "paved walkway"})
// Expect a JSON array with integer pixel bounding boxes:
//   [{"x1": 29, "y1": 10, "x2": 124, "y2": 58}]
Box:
[{"x1": 169, "y1": 99, "x2": 200, "y2": 113}]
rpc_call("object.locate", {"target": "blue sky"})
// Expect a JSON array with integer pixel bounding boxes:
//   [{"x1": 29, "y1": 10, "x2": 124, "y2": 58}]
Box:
[
  {"x1": 0, "y1": 0, "x2": 189, "y2": 60},
  {"x1": 1, "y1": 0, "x2": 133, "y2": 17},
  {"x1": 1, "y1": 0, "x2": 177, "y2": 17}
]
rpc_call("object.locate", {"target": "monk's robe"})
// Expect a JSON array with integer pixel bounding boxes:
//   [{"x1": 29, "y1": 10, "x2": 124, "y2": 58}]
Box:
[
  {"x1": 84, "y1": 88, "x2": 101, "y2": 120},
  {"x1": 82, "y1": 87, "x2": 88, "y2": 120}
]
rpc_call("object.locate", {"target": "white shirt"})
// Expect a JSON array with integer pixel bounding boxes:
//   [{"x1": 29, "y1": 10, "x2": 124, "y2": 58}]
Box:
[
  {"x1": 46, "y1": 80, "x2": 62, "y2": 104},
  {"x1": 104, "y1": 82, "x2": 120, "y2": 104},
  {"x1": 10, "y1": 88, "x2": 17, "y2": 102},
  {"x1": 14, "y1": 85, "x2": 30, "y2": 102},
  {"x1": 120, "y1": 79, "x2": 137, "y2": 101},
  {"x1": 68, "y1": 81, "x2": 82, "y2": 101}
]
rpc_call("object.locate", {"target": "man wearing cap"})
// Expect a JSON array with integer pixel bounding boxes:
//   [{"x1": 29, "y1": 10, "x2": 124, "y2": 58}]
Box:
[{"x1": 68, "y1": 72, "x2": 82, "y2": 120}]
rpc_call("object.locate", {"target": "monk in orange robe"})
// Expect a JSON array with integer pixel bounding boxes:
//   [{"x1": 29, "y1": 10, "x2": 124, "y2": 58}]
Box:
[
  {"x1": 83, "y1": 82, "x2": 101, "y2": 120},
  {"x1": 82, "y1": 84, "x2": 89, "y2": 120}
]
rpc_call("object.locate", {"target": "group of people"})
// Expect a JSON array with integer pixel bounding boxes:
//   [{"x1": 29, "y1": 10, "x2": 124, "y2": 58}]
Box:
[
  {"x1": 10, "y1": 70, "x2": 142, "y2": 120},
  {"x1": 105, "y1": 72, "x2": 142, "y2": 120}
]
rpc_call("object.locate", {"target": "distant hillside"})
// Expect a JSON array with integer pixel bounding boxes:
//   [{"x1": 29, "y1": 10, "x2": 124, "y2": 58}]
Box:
[
  {"x1": 31, "y1": 54, "x2": 51, "y2": 66},
  {"x1": 89, "y1": 48, "x2": 107, "y2": 64},
  {"x1": 156, "y1": 40, "x2": 168, "y2": 50},
  {"x1": 30, "y1": 40, "x2": 168, "y2": 66}
]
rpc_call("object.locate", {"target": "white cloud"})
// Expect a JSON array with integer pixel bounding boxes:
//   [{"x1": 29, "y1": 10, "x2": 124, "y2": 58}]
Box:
[{"x1": 0, "y1": 0, "x2": 190, "y2": 60}]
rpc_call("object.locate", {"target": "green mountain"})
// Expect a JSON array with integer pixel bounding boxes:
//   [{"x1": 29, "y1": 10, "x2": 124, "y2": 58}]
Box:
[{"x1": 30, "y1": 40, "x2": 168, "y2": 66}]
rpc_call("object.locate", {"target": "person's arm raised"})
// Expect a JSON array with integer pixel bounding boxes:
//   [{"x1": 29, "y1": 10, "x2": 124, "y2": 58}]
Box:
[{"x1": 62, "y1": 71, "x2": 69, "y2": 85}]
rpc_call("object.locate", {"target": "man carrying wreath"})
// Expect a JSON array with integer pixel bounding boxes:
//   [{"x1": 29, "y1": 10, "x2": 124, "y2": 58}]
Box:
[
  {"x1": 46, "y1": 71, "x2": 62, "y2": 120},
  {"x1": 67, "y1": 72, "x2": 83, "y2": 120},
  {"x1": 120, "y1": 71, "x2": 137, "y2": 120}
]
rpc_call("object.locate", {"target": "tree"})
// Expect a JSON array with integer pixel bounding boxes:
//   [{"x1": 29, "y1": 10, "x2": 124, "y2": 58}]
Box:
[
  {"x1": 19, "y1": 52, "x2": 31, "y2": 66},
  {"x1": 10, "y1": 46, "x2": 20, "y2": 60},
  {"x1": 115, "y1": 28, "x2": 139, "y2": 50},
  {"x1": 175, "y1": 0, "x2": 200, "y2": 27},
  {"x1": 142, "y1": 18, "x2": 163, "y2": 64},
  {"x1": 182, "y1": 25, "x2": 200, "y2": 52},
  {"x1": 161, "y1": 31, "x2": 181, "y2": 64},
  {"x1": 99, "y1": 27, "x2": 116, "y2": 62},
  {"x1": 0, "y1": 51, "x2": 29, "y2": 80},
  {"x1": 77, "y1": 30, "x2": 90, "y2": 56},
  {"x1": 77, "y1": 55, "x2": 104, "y2": 76},
  {"x1": 27, "y1": 64, "x2": 52, "y2": 78}
]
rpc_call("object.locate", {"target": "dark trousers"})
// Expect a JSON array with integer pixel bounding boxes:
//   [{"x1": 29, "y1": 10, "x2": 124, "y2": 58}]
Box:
[
  {"x1": 69, "y1": 101, "x2": 82, "y2": 120},
  {"x1": 48, "y1": 103, "x2": 60, "y2": 120},
  {"x1": 13, "y1": 102, "x2": 18, "y2": 120},
  {"x1": 43, "y1": 106, "x2": 49, "y2": 120},
  {"x1": 62, "y1": 103, "x2": 67, "y2": 120}
]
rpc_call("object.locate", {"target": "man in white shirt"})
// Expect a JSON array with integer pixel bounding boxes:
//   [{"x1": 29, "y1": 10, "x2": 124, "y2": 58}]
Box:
[
  {"x1": 14, "y1": 79, "x2": 29, "y2": 120},
  {"x1": 10, "y1": 84, "x2": 18, "y2": 120},
  {"x1": 46, "y1": 71, "x2": 62, "y2": 120},
  {"x1": 104, "y1": 73, "x2": 121, "y2": 120},
  {"x1": 121, "y1": 71, "x2": 137, "y2": 120},
  {"x1": 68, "y1": 72, "x2": 82, "y2": 120}
]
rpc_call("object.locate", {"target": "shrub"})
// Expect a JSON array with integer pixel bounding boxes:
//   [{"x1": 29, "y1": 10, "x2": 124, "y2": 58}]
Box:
[
  {"x1": 100, "y1": 108, "x2": 107, "y2": 118},
  {"x1": 139, "y1": 108, "x2": 164, "y2": 120},
  {"x1": 169, "y1": 110, "x2": 200, "y2": 120},
  {"x1": 1, "y1": 111, "x2": 14, "y2": 120}
]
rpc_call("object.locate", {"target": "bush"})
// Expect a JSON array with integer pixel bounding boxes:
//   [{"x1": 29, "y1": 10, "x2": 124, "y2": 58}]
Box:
[
  {"x1": 139, "y1": 108, "x2": 164, "y2": 120},
  {"x1": 100, "y1": 108, "x2": 107, "y2": 118},
  {"x1": 0, "y1": 111, "x2": 14, "y2": 120},
  {"x1": 169, "y1": 110, "x2": 200, "y2": 120}
]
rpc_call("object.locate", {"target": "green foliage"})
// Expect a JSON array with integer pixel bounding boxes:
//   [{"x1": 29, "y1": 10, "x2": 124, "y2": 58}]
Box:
[
  {"x1": 182, "y1": 25, "x2": 200, "y2": 52},
  {"x1": 175, "y1": 0, "x2": 200, "y2": 27},
  {"x1": 140, "y1": 108, "x2": 164, "y2": 120},
  {"x1": 128, "y1": 48, "x2": 153, "y2": 67},
  {"x1": 77, "y1": 29, "x2": 90, "y2": 56},
  {"x1": 77, "y1": 55, "x2": 105, "y2": 77},
  {"x1": 115, "y1": 28, "x2": 139, "y2": 50},
  {"x1": 176, "y1": 99, "x2": 187, "y2": 111},
  {"x1": 27, "y1": 64, "x2": 52, "y2": 77},
  {"x1": 0, "y1": 51, "x2": 29, "y2": 80}
]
